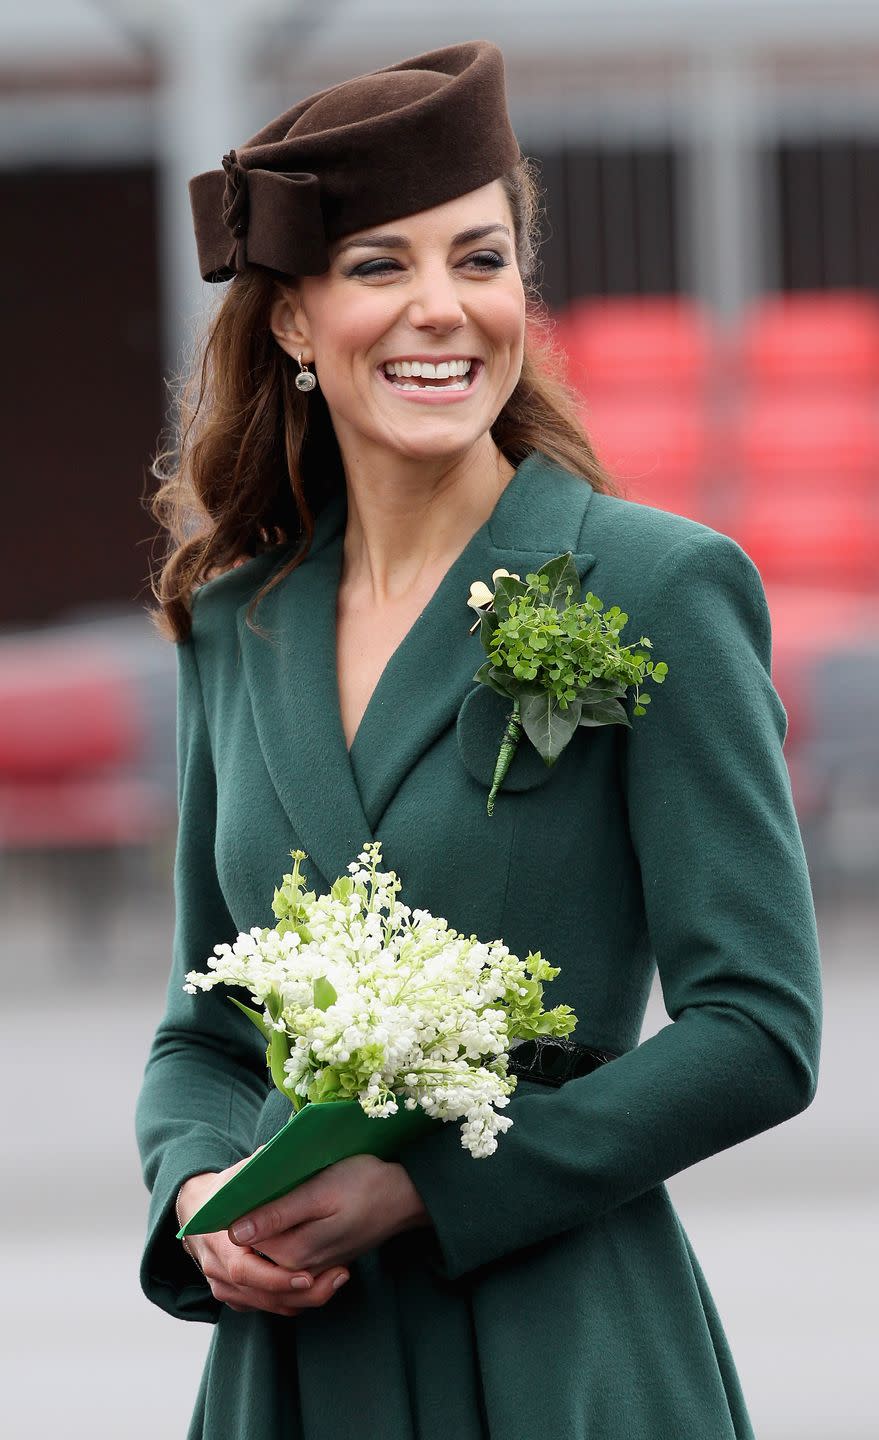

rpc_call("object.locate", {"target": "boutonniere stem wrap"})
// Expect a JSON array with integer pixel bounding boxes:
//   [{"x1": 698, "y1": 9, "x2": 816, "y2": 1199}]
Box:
[{"x1": 466, "y1": 554, "x2": 668, "y2": 814}]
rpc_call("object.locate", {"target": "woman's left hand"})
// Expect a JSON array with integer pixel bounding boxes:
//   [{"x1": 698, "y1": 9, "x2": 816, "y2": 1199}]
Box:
[{"x1": 226, "y1": 1156, "x2": 431, "y2": 1274}]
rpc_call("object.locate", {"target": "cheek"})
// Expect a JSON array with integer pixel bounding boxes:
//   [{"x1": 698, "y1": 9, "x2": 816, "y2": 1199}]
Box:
[
  {"x1": 482, "y1": 286, "x2": 526, "y2": 355},
  {"x1": 310, "y1": 288, "x2": 392, "y2": 367}
]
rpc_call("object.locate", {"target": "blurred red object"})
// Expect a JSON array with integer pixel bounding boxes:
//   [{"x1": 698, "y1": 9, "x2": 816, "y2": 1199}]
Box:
[
  {"x1": 0, "y1": 647, "x2": 164, "y2": 848},
  {"x1": 0, "y1": 651, "x2": 141, "y2": 776},
  {"x1": 730, "y1": 391, "x2": 879, "y2": 498},
  {"x1": 557, "y1": 296, "x2": 717, "y2": 394},
  {"x1": 738, "y1": 290, "x2": 879, "y2": 389},
  {"x1": 580, "y1": 391, "x2": 712, "y2": 519},
  {"x1": 726, "y1": 493, "x2": 879, "y2": 588}
]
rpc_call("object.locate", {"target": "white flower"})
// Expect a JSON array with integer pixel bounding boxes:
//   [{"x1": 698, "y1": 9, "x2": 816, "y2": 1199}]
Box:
[{"x1": 183, "y1": 840, "x2": 571, "y2": 1158}]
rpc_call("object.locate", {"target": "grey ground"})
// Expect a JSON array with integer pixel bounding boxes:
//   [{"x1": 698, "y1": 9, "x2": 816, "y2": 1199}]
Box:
[{"x1": 1, "y1": 852, "x2": 875, "y2": 1440}]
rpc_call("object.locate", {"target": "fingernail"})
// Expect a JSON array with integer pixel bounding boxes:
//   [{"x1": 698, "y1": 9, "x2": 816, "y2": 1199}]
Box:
[
  {"x1": 290, "y1": 1275, "x2": 312, "y2": 1291},
  {"x1": 332, "y1": 1272, "x2": 349, "y2": 1290},
  {"x1": 231, "y1": 1220, "x2": 255, "y2": 1242}
]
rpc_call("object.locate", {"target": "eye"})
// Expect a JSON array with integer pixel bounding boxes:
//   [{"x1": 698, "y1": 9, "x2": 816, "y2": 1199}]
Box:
[
  {"x1": 464, "y1": 250, "x2": 507, "y2": 270},
  {"x1": 346, "y1": 258, "x2": 401, "y2": 277}
]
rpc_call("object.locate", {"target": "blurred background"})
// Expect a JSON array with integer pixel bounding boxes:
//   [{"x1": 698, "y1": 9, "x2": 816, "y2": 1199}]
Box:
[{"x1": 2, "y1": 3, "x2": 876, "y2": 1437}]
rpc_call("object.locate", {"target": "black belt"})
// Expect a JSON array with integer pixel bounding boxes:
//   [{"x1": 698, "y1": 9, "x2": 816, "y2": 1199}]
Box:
[{"x1": 506, "y1": 1036, "x2": 620, "y2": 1086}]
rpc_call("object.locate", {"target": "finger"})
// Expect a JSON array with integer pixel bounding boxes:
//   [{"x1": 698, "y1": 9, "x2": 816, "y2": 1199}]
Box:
[
  {"x1": 288, "y1": 1265, "x2": 350, "y2": 1310},
  {"x1": 223, "y1": 1246, "x2": 310, "y2": 1296},
  {"x1": 228, "y1": 1173, "x2": 331, "y2": 1248},
  {"x1": 213, "y1": 1264, "x2": 350, "y2": 1319}
]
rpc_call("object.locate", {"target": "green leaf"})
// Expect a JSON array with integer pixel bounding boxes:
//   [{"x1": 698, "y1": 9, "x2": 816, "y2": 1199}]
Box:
[
  {"x1": 491, "y1": 574, "x2": 527, "y2": 619},
  {"x1": 472, "y1": 660, "x2": 518, "y2": 699},
  {"x1": 313, "y1": 976, "x2": 338, "y2": 1011},
  {"x1": 227, "y1": 995, "x2": 271, "y2": 1041},
  {"x1": 478, "y1": 609, "x2": 500, "y2": 653},
  {"x1": 268, "y1": 1025, "x2": 291, "y2": 1096},
  {"x1": 519, "y1": 691, "x2": 582, "y2": 762},
  {"x1": 575, "y1": 679, "x2": 627, "y2": 703},
  {"x1": 534, "y1": 552, "x2": 581, "y2": 611},
  {"x1": 578, "y1": 698, "x2": 632, "y2": 729}
]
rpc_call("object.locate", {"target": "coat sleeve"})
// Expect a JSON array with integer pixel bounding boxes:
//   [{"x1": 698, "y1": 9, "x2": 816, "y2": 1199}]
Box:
[
  {"x1": 134, "y1": 615, "x2": 267, "y2": 1322},
  {"x1": 396, "y1": 528, "x2": 823, "y2": 1281}
]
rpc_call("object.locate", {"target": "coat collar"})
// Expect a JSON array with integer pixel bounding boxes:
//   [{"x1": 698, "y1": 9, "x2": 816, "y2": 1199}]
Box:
[{"x1": 239, "y1": 451, "x2": 597, "y2": 888}]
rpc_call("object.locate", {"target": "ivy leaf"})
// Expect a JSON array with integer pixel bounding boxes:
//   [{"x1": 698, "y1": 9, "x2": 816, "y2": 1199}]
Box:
[
  {"x1": 534, "y1": 552, "x2": 582, "y2": 611},
  {"x1": 491, "y1": 574, "x2": 527, "y2": 619},
  {"x1": 519, "y1": 691, "x2": 582, "y2": 763},
  {"x1": 575, "y1": 678, "x2": 628, "y2": 704},
  {"x1": 473, "y1": 660, "x2": 517, "y2": 698},
  {"x1": 578, "y1": 697, "x2": 632, "y2": 728},
  {"x1": 478, "y1": 608, "x2": 500, "y2": 654}
]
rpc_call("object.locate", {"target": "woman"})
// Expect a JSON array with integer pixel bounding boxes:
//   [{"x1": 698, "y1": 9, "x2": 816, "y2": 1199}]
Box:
[{"x1": 136, "y1": 40, "x2": 822, "y2": 1440}]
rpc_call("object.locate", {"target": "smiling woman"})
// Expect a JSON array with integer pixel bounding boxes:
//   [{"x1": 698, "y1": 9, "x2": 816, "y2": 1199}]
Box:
[
  {"x1": 136, "y1": 38, "x2": 821, "y2": 1440},
  {"x1": 149, "y1": 76, "x2": 618, "y2": 644}
]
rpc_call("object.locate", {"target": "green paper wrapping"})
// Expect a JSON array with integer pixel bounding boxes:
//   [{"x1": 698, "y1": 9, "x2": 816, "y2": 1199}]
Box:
[{"x1": 178, "y1": 1097, "x2": 441, "y2": 1237}]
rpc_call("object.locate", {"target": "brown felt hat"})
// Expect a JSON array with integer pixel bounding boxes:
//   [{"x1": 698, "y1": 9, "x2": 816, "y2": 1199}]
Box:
[{"x1": 189, "y1": 40, "x2": 521, "y2": 283}]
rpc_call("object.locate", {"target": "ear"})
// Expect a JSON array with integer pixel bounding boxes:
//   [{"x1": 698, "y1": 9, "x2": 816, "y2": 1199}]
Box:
[{"x1": 269, "y1": 285, "x2": 313, "y2": 363}]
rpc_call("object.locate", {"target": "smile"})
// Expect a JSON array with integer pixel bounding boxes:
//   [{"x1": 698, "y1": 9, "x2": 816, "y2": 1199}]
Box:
[{"x1": 377, "y1": 358, "x2": 483, "y2": 403}]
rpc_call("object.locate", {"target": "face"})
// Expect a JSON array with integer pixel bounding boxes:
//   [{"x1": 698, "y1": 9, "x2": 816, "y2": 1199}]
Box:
[{"x1": 270, "y1": 180, "x2": 526, "y2": 467}]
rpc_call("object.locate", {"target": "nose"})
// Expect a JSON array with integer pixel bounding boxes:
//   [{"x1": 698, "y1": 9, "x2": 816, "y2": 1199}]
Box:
[{"x1": 406, "y1": 263, "x2": 467, "y2": 333}]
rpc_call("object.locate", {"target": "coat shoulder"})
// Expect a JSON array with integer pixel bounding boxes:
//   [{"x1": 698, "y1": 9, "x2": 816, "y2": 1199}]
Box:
[
  {"x1": 186, "y1": 551, "x2": 288, "y2": 650},
  {"x1": 583, "y1": 490, "x2": 727, "y2": 563},
  {"x1": 581, "y1": 490, "x2": 760, "y2": 601}
]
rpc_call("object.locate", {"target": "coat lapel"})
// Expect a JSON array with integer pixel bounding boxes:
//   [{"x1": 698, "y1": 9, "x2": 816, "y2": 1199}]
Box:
[
  {"x1": 238, "y1": 486, "x2": 372, "y2": 889},
  {"x1": 239, "y1": 451, "x2": 599, "y2": 884}
]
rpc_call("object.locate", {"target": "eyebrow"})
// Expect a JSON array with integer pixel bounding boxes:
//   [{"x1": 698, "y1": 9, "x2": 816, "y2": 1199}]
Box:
[{"x1": 335, "y1": 223, "x2": 511, "y2": 256}]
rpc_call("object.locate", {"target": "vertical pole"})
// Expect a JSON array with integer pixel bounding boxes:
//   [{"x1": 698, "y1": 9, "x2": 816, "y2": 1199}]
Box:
[
  {"x1": 153, "y1": 0, "x2": 252, "y2": 377},
  {"x1": 683, "y1": 49, "x2": 767, "y2": 318}
]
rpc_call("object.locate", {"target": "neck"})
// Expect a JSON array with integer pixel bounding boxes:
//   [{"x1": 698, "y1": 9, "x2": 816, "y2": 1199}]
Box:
[{"x1": 337, "y1": 438, "x2": 515, "y2": 606}]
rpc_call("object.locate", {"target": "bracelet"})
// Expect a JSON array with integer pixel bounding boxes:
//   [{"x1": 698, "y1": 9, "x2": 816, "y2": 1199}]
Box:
[{"x1": 175, "y1": 1189, "x2": 206, "y2": 1277}]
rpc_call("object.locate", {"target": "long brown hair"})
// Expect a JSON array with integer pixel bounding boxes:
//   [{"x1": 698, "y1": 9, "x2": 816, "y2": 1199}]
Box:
[{"x1": 149, "y1": 155, "x2": 619, "y2": 642}]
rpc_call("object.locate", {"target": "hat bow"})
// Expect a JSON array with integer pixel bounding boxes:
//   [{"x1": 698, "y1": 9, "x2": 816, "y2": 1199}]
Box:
[{"x1": 190, "y1": 155, "x2": 330, "y2": 282}]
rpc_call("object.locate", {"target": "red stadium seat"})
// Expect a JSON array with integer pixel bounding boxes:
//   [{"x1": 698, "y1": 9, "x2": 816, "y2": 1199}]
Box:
[
  {"x1": 738, "y1": 290, "x2": 879, "y2": 388},
  {"x1": 725, "y1": 493, "x2": 879, "y2": 589},
  {"x1": 558, "y1": 296, "x2": 717, "y2": 394},
  {"x1": 730, "y1": 391, "x2": 879, "y2": 497},
  {"x1": 580, "y1": 391, "x2": 713, "y2": 519}
]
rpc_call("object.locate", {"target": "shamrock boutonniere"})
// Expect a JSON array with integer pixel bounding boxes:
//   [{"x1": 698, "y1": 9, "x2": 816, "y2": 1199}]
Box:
[{"x1": 465, "y1": 553, "x2": 668, "y2": 814}]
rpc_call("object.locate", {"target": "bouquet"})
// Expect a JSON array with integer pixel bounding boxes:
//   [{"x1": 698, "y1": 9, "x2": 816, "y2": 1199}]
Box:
[
  {"x1": 466, "y1": 552, "x2": 668, "y2": 813},
  {"x1": 178, "y1": 840, "x2": 577, "y2": 1236}
]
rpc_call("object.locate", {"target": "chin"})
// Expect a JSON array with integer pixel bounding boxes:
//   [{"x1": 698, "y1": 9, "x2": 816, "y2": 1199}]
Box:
[{"x1": 384, "y1": 430, "x2": 487, "y2": 464}]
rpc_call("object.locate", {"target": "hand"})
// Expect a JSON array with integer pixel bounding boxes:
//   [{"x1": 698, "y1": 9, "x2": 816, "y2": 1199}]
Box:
[
  {"x1": 226, "y1": 1154, "x2": 432, "y2": 1275},
  {"x1": 176, "y1": 1156, "x2": 350, "y2": 1319}
]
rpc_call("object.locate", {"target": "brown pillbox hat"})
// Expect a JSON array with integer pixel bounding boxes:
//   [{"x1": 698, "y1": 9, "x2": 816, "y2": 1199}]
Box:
[{"x1": 188, "y1": 40, "x2": 521, "y2": 283}]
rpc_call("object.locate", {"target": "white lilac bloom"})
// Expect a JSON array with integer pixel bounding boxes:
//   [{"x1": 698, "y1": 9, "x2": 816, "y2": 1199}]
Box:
[{"x1": 183, "y1": 841, "x2": 577, "y2": 1157}]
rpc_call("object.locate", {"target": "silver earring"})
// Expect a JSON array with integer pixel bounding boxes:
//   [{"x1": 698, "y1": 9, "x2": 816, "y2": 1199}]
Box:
[{"x1": 295, "y1": 352, "x2": 317, "y2": 392}]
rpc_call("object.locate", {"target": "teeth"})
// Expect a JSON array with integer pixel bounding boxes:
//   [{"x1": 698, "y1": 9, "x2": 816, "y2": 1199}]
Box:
[
  {"x1": 382, "y1": 359, "x2": 473, "y2": 378},
  {"x1": 392, "y1": 379, "x2": 470, "y2": 390}
]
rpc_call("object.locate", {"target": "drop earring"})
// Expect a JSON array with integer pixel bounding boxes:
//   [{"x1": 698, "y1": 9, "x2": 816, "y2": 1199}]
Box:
[{"x1": 295, "y1": 353, "x2": 317, "y2": 392}]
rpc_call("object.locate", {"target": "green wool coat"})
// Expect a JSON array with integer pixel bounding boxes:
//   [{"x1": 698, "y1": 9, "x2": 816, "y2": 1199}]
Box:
[{"x1": 135, "y1": 450, "x2": 822, "y2": 1440}]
